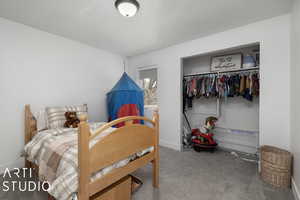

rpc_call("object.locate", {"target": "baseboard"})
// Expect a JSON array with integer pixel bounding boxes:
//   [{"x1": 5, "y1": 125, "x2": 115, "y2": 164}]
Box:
[
  {"x1": 0, "y1": 158, "x2": 24, "y2": 174},
  {"x1": 292, "y1": 178, "x2": 300, "y2": 200},
  {"x1": 160, "y1": 139, "x2": 180, "y2": 151}
]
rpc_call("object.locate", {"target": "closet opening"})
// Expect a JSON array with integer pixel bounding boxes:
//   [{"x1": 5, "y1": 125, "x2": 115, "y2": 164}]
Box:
[{"x1": 181, "y1": 43, "x2": 260, "y2": 159}]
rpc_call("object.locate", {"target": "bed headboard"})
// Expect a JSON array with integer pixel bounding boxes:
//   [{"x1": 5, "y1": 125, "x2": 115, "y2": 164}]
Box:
[
  {"x1": 25, "y1": 103, "x2": 88, "y2": 144},
  {"x1": 24, "y1": 105, "x2": 37, "y2": 146},
  {"x1": 25, "y1": 105, "x2": 37, "y2": 168}
]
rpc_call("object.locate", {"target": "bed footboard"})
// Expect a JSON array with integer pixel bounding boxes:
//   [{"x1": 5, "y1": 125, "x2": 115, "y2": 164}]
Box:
[{"x1": 78, "y1": 113, "x2": 159, "y2": 200}]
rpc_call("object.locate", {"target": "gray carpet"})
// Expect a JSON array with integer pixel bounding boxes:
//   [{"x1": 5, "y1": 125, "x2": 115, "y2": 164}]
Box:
[
  {"x1": 132, "y1": 147, "x2": 294, "y2": 200},
  {"x1": 0, "y1": 147, "x2": 294, "y2": 200}
]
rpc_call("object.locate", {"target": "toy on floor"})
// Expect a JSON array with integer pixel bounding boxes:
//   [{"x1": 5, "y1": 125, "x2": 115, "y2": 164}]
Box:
[{"x1": 191, "y1": 116, "x2": 218, "y2": 152}]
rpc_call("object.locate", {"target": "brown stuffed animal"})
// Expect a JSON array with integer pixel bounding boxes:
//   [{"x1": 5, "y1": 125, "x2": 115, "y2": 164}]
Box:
[{"x1": 64, "y1": 112, "x2": 80, "y2": 128}]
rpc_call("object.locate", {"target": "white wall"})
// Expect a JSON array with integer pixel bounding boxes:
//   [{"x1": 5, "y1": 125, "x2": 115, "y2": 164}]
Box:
[
  {"x1": 183, "y1": 45, "x2": 259, "y2": 154},
  {"x1": 291, "y1": 0, "x2": 300, "y2": 198},
  {"x1": 0, "y1": 18, "x2": 124, "y2": 173},
  {"x1": 128, "y1": 15, "x2": 291, "y2": 152}
]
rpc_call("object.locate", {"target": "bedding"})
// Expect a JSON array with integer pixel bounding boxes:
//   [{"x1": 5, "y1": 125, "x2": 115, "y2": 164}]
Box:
[{"x1": 24, "y1": 122, "x2": 153, "y2": 200}]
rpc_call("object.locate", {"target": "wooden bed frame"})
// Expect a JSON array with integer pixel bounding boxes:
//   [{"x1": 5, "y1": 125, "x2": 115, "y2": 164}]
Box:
[{"x1": 24, "y1": 105, "x2": 159, "y2": 200}]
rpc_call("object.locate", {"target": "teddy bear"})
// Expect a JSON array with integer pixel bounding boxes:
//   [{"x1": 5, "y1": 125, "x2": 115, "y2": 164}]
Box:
[{"x1": 64, "y1": 112, "x2": 80, "y2": 128}]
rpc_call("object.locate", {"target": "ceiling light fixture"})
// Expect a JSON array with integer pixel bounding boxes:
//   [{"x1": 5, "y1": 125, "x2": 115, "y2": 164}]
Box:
[{"x1": 115, "y1": 0, "x2": 140, "y2": 17}]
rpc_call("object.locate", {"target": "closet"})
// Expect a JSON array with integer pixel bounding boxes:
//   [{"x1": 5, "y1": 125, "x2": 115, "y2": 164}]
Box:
[{"x1": 181, "y1": 44, "x2": 260, "y2": 155}]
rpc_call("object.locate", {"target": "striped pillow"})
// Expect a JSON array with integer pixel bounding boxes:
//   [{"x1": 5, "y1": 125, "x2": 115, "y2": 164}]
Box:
[
  {"x1": 46, "y1": 104, "x2": 88, "y2": 129},
  {"x1": 33, "y1": 109, "x2": 48, "y2": 131}
]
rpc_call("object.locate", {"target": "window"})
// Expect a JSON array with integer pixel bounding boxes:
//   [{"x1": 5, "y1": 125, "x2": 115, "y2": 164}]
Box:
[{"x1": 138, "y1": 68, "x2": 157, "y2": 106}]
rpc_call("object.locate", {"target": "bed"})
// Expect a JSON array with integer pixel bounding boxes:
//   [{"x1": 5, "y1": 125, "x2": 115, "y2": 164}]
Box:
[{"x1": 24, "y1": 104, "x2": 159, "y2": 200}]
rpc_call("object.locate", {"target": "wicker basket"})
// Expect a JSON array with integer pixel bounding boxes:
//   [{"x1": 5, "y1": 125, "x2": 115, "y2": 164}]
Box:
[
  {"x1": 261, "y1": 145, "x2": 292, "y2": 170},
  {"x1": 260, "y1": 145, "x2": 292, "y2": 188}
]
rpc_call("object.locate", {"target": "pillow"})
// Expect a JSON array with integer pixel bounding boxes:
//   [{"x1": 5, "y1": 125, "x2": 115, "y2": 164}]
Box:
[
  {"x1": 33, "y1": 109, "x2": 48, "y2": 131},
  {"x1": 46, "y1": 104, "x2": 88, "y2": 129}
]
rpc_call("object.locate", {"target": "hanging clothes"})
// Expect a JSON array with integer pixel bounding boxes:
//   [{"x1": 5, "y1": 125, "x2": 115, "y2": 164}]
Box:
[
  {"x1": 183, "y1": 70, "x2": 260, "y2": 109},
  {"x1": 196, "y1": 78, "x2": 203, "y2": 98}
]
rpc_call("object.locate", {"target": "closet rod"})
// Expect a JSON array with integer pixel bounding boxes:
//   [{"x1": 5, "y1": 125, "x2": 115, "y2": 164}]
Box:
[{"x1": 184, "y1": 67, "x2": 260, "y2": 78}]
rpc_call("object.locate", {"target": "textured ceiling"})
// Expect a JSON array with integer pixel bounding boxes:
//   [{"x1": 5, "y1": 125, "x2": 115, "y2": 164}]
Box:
[{"x1": 0, "y1": 0, "x2": 292, "y2": 56}]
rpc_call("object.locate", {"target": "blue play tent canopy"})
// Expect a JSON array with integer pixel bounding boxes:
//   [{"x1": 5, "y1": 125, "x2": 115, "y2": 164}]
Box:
[{"x1": 107, "y1": 72, "x2": 144, "y2": 123}]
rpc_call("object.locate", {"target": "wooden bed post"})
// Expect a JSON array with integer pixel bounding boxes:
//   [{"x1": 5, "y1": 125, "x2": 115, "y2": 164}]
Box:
[
  {"x1": 25, "y1": 104, "x2": 37, "y2": 168},
  {"x1": 25, "y1": 105, "x2": 31, "y2": 169},
  {"x1": 152, "y1": 111, "x2": 159, "y2": 188},
  {"x1": 78, "y1": 114, "x2": 90, "y2": 200}
]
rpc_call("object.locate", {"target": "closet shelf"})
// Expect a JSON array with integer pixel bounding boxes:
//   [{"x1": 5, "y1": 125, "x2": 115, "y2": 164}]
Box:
[{"x1": 184, "y1": 67, "x2": 260, "y2": 78}]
